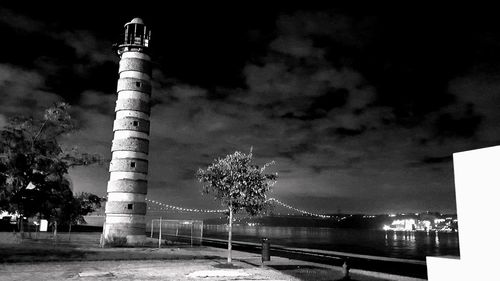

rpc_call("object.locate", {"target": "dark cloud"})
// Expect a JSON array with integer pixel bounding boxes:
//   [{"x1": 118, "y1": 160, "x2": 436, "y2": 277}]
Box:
[
  {"x1": 334, "y1": 127, "x2": 365, "y2": 137},
  {"x1": 278, "y1": 141, "x2": 318, "y2": 160},
  {"x1": 0, "y1": 7, "x2": 116, "y2": 103},
  {"x1": 421, "y1": 156, "x2": 453, "y2": 165},
  {"x1": 0, "y1": 63, "x2": 62, "y2": 116},
  {"x1": 77, "y1": 91, "x2": 116, "y2": 116},
  {"x1": 407, "y1": 155, "x2": 453, "y2": 168},
  {"x1": 434, "y1": 103, "x2": 483, "y2": 139}
]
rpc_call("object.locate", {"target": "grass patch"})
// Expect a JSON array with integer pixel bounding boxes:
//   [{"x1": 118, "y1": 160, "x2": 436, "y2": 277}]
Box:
[{"x1": 0, "y1": 244, "x2": 88, "y2": 263}]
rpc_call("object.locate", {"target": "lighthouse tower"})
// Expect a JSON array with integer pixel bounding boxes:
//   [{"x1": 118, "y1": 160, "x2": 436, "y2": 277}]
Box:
[{"x1": 103, "y1": 18, "x2": 152, "y2": 245}]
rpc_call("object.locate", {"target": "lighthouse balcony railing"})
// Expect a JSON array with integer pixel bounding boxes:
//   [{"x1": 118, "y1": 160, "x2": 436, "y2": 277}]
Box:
[{"x1": 117, "y1": 33, "x2": 150, "y2": 48}]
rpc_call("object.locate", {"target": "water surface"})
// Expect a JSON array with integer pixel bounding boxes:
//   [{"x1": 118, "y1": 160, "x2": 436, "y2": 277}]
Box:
[{"x1": 204, "y1": 225, "x2": 460, "y2": 261}]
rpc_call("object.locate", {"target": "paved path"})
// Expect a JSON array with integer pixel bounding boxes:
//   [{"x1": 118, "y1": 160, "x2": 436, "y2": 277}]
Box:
[
  {"x1": 0, "y1": 239, "x2": 424, "y2": 281},
  {"x1": 0, "y1": 259, "x2": 301, "y2": 281}
]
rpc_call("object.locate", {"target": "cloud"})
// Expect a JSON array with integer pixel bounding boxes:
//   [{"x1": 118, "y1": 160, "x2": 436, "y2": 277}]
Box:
[
  {"x1": 0, "y1": 9, "x2": 45, "y2": 33},
  {"x1": 448, "y1": 74, "x2": 500, "y2": 143},
  {"x1": 420, "y1": 156, "x2": 453, "y2": 165},
  {"x1": 0, "y1": 63, "x2": 62, "y2": 116},
  {"x1": 433, "y1": 104, "x2": 482, "y2": 139},
  {"x1": 58, "y1": 30, "x2": 115, "y2": 63},
  {"x1": 275, "y1": 11, "x2": 368, "y2": 48},
  {"x1": 0, "y1": 114, "x2": 7, "y2": 129},
  {"x1": 0, "y1": 8, "x2": 114, "y2": 65},
  {"x1": 0, "y1": 8, "x2": 116, "y2": 102},
  {"x1": 3, "y1": 7, "x2": 483, "y2": 214},
  {"x1": 77, "y1": 90, "x2": 116, "y2": 115},
  {"x1": 164, "y1": 84, "x2": 209, "y2": 103},
  {"x1": 270, "y1": 36, "x2": 324, "y2": 58}
]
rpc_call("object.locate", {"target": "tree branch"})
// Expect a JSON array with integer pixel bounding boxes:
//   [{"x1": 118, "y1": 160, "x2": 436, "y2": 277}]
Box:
[{"x1": 32, "y1": 119, "x2": 48, "y2": 148}]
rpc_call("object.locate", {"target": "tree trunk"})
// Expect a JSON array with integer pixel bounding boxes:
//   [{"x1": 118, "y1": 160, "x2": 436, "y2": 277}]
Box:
[
  {"x1": 227, "y1": 205, "x2": 233, "y2": 264},
  {"x1": 68, "y1": 223, "x2": 72, "y2": 241},
  {"x1": 35, "y1": 214, "x2": 40, "y2": 239},
  {"x1": 53, "y1": 221, "x2": 57, "y2": 242},
  {"x1": 35, "y1": 217, "x2": 39, "y2": 239},
  {"x1": 27, "y1": 218, "x2": 31, "y2": 238},
  {"x1": 19, "y1": 216, "x2": 24, "y2": 239}
]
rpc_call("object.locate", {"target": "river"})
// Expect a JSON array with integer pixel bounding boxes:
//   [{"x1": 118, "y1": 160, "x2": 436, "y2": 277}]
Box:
[{"x1": 203, "y1": 225, "x2": 460, "y2": 261}]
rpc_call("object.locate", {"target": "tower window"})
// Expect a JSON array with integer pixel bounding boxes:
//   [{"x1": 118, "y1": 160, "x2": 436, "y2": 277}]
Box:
[
  {"x1": 133, "y1": 121, "x2": 139, "y2": 126},
  {"x1": 127, "y1": 204, "x2": 133, "y2": 210},
  {"x1": 130, "y1": 161, "x2": 136, "y2": 168},
  {"x1": 136, "y1": 82, "x2": 142, "y2": 87}
]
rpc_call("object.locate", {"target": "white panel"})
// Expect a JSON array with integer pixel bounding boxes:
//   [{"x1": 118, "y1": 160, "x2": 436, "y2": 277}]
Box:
[
  {"x1": 121, "y1": 51, "x2": 150, "y2": 60},
  {"x1": 107, "y1": 193, "x2": 146, "y2": 202},
  {"x1": 427, "y1": 257, "x2": 462, "y2": 280},
  {"x1": 105, "y1": 214, "x2": 145, "y2": 224},
  {"x1": 118, "y1": 91, "x2": 150, "y2": 102},
  {"x1": 113, "y1": 130, "x2": 149, "y2": 140},
  {"x1": 109, "y1": 171, "x2": 147, "y2": 181},
  {"x1": 453, "y1": 146, "x2": 500, "y2": 261},
  {"x1": 112, "y1": 151, "x2": 148, "y2": 160},
  {"x1": 427, "y1": 145, "x2": 500, "y2": 280},
  {"x1": 116, "y1": 110, "x2": 149, "y2": 120},
  {"x1": 120, "y1": 71, "x2": 150, "y2": 81}
]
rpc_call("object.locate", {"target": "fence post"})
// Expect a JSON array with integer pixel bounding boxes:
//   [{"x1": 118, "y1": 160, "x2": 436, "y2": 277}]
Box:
[
  {"x1": 158, "y1": 217, "x2": 162, "y2": 249},
  {"x1": 200, "y1": 221, "x2": 204, "y2": 245},
  {"x1": 190, "y1": 221, "x2": 193, "y2": 246}
]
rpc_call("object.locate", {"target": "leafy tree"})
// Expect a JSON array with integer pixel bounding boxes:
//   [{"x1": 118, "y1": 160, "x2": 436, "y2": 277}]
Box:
[
  {"x1": 196, "y1": 149, "x2": 277, "y2": 263},
  {"x1": 62, "y1": 192, "x2": 102, "y2": 226},
  {"x1": 0, "y1": 102, "x2": 102, "y2": 234},
  {"x1": 60, "y1": 192, "x2": 102, "y2": 237}
]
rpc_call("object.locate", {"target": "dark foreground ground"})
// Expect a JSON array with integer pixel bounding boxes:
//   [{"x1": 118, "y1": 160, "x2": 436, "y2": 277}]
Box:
[{"x1": 0, "y1": 232, "x2": 425, "y2": 281}]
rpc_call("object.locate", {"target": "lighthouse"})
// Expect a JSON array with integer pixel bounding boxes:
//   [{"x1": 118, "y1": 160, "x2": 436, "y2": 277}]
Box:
[{"x1": 103, "y1": 18, "x2": 152, "y2": 245}]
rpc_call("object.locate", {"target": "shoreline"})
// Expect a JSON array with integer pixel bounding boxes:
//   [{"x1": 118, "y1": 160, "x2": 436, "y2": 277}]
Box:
[{"x1": 200, "y1": 236, "x2": 429, "y2": 279}]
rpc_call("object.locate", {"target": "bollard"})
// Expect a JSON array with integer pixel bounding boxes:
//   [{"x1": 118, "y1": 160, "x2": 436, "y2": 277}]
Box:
[
  {"x1": 341, "y1": 258, "x2": 351, "y2": 280},
  {"x1": 262, "y1": 237, "x2": 270, "y2": 262}
]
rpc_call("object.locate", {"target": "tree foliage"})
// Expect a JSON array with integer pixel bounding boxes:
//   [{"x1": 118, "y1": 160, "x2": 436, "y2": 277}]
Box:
[
  {"x1": 196, "y1": 150, "x2": 277, "y2": 215},
  {"x1": 62, "y1": 192, "x2": 102, "y2": 226},
  {"x1": 0, "y1": 102, "x2": 102, "y2": 227}
]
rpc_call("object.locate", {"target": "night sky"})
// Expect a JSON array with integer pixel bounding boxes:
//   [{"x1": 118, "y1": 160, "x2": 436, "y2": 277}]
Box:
[{"x1": 2, "y1": 3, "x2": 500, "y2": 214}]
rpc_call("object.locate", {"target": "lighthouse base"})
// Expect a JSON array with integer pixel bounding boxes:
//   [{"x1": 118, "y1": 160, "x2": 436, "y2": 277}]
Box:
[{"x1": 101, "y1": 221, "x2": 147, "y2": 247}]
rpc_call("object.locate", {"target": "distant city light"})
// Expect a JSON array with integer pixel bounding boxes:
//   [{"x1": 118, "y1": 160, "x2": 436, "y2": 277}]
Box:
[{"x1": 383, "y1": 214, "x2": 458, "y2": 233}]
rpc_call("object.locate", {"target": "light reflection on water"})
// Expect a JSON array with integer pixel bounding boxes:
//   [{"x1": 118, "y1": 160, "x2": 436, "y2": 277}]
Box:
[{"x1": 203, "y1": 225, "x2": 460, "y2": 260}]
